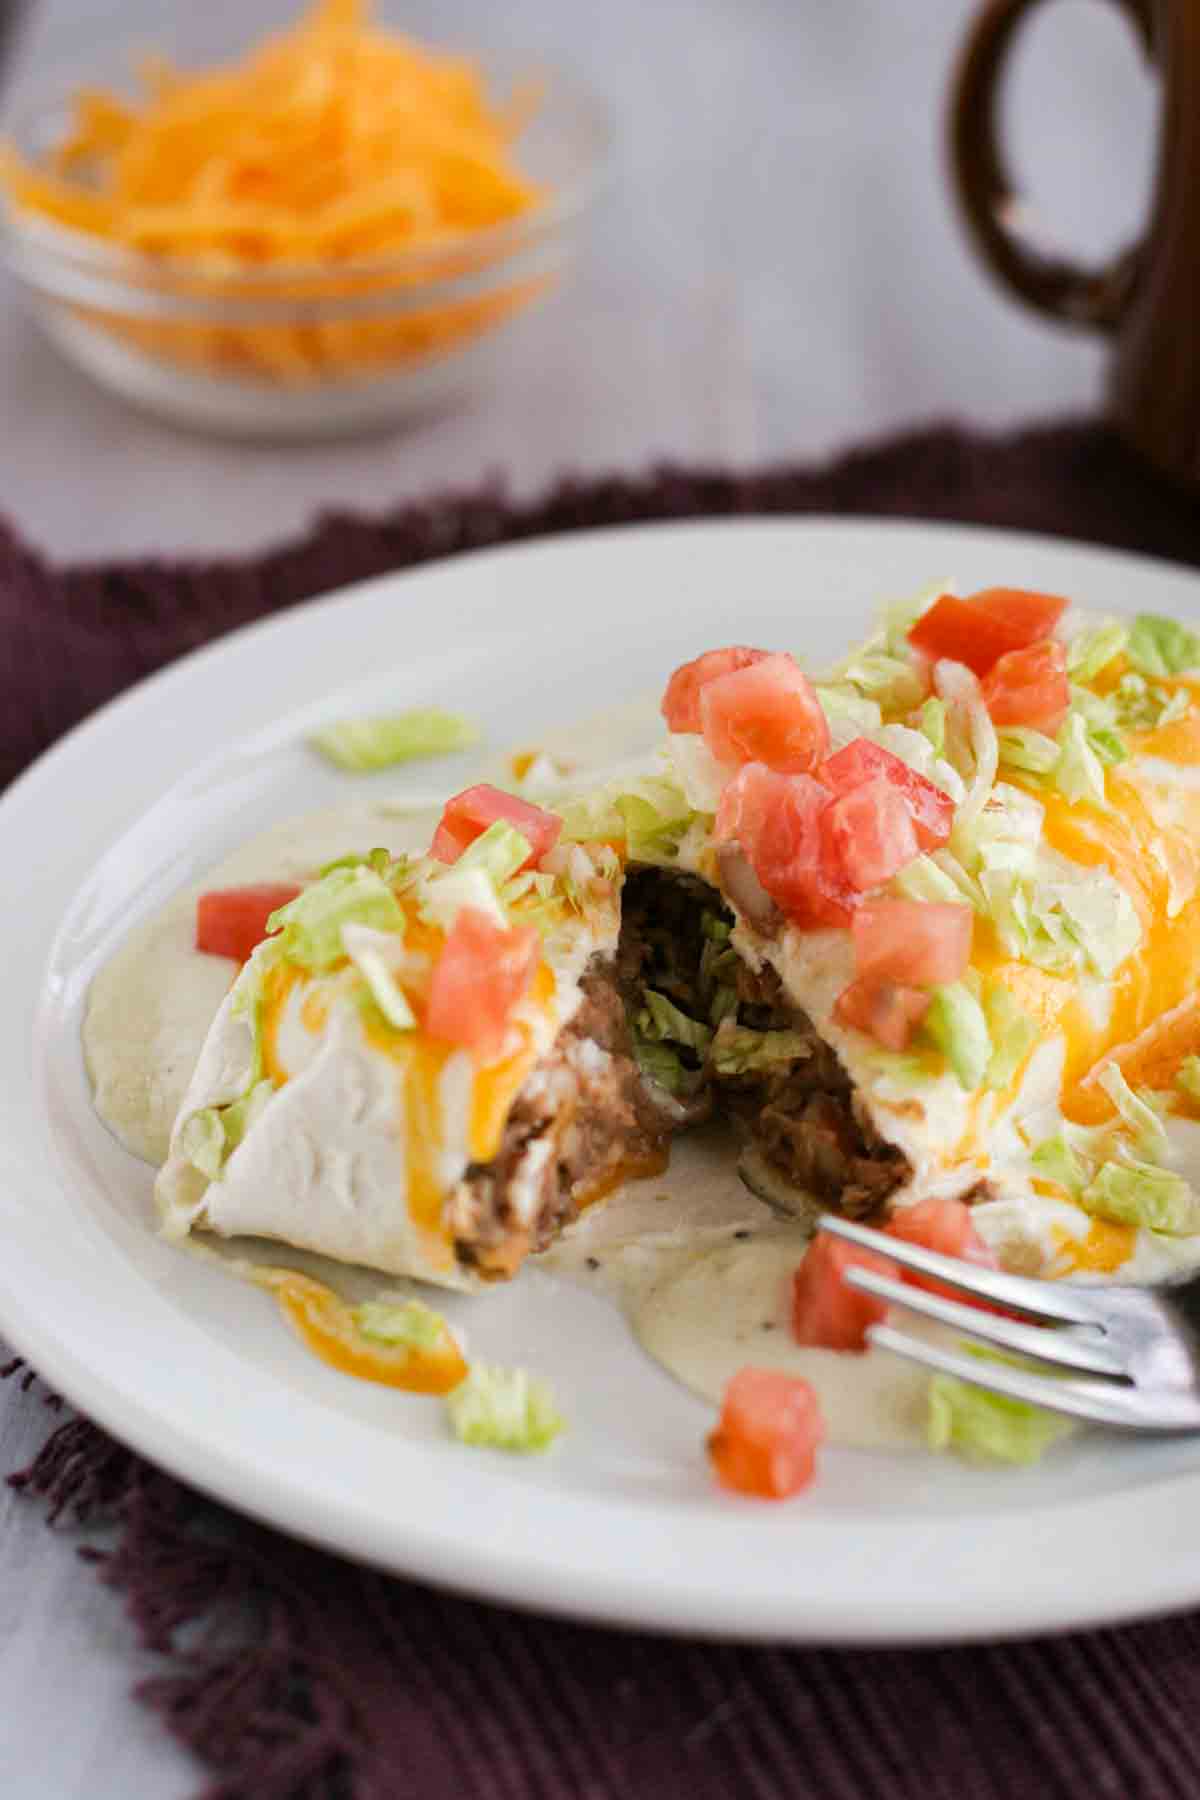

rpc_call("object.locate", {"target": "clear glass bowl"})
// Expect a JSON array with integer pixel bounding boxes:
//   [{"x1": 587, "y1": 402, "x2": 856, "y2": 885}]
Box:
[{"x1": 0, "y1": 53, "x2": 611, "y2": 439}]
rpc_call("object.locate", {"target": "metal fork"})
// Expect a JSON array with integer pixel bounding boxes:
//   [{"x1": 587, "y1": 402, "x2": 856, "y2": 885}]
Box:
[{"x1": 818, "y1": 1214, "x2": 1200, "y2": 1431}]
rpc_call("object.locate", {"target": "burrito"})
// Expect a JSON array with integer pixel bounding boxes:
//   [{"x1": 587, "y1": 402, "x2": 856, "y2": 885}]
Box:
[
  {"x1": 156, "y1": 795, "x2": 675, "y2": 1289},
  {"x1": 158, "y1": 586, "x2": 1200, "y2": 1290}
]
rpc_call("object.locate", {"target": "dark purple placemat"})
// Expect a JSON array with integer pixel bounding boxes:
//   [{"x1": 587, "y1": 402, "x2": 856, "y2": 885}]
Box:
[{"x1": 7, "y1": 419, "x2": 1200, "y2": 1800}]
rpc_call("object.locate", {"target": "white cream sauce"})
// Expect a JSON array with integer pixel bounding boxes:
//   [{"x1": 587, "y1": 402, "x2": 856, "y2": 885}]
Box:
[{"x1": 539, "y1": 1128, "x2": 938, "y2": 1451}]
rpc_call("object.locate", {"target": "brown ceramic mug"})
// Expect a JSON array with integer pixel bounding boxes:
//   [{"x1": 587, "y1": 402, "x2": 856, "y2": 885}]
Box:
[{"x1": 949, "y1": 0, "x2": 1200, "y2": 488}]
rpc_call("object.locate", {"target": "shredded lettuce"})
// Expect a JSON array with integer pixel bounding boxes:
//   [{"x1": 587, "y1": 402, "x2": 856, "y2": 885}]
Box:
[
  {"x1": 229, "y1": 939, "x2": 282, "y2": 1087},
  {"x1": 341, "y1": 923, "x2": 417, "y2": 1031},
  {"x1": 632, "y1": 1036, "x2": 698, "y2": 1097},
  {"x1": 1111, "y1": 672, "x2": 1191, "y2": 732},
  {"x1": 928, "y1": 849, "x2": 987, "y2": 911},
  {"x1": 557, "y1": 789, "x2": 624, "y2": 843},
  {"x1": 918, "y1": 696, "x2": 946, "y2": 756},
  {"x1": 220, "y1": 1079, "x2": 275, "y2": 1153},
  {"x1": 179, "y1": 1079, "x2": 274, "y2": 1182},
  {"x1": 1068, "y1": 621, "x2": 1128, "y2": 682},
  {"x1": 666, "y1": 733, "x2": 732, "y2": 813},
  {"x1": 980, "y1": 865, "x2": 1141, "y2": 980},
  {"x1": 445, "y1": 1364, "x2": 564, "y2": 1452},
  {"x1": 893, "y1": 853, "x2": 973, "y2": 908},
  {"x1": 1031, "y1": 1132, "x2": 1088, "y2": 1198},
  {"x1": 997, "y1": 727, "x2": 1059, "y2": 777},
  {"x1": 859, "y1": 1048, "x2": 932, "y2": 1090},
  {"x1": 1083, "y1": 724, "x2": 1128, "y2": 768},
  {"x1": 711, "y1": 1024, "x2": 815, "y2": 1075},
  {"x1": 420, "y1": 864, "x2": 508, "y2": 931},
  {"x1": 354, "y1": 1298, "x2": 446, "y2": 1350},
  {"x1": 310, "y1": 708, "x2": 479, "y2": 771},
  {"x1": 414, "y1": 819, "x2": 533, "y2": 932},
  {"x1": 983, "y1": 987, "x2": 1037, "y2": 1090},
  {"x1": 318, "y1": 846, "x2": 394, "y2": 878},
  {"x1": 1067, "y1": 686, "x2": 1127, "y2": 765},
  {"x1": 1176, "y1": 1056, "x2": 1200, "y2": 1105},
  {"x1": 179, "y1": 1107, "x2": 226, "y2": 1181},
  {"x1": 709, "y1": 985, "x2": 740, "y2": 1028},
  {"x1": 961, "y1": 782, "x2": 1043, "y2": 876},
  {"x1": 814, "y1": 684, "x2": 883, "y2": 748},
  {"x1": 501, "y1": 867, "x2": 562, "y2": 933},
  {"x1": 269, "y1": 867, "x2": 402, "y2": 971},
  {"x1": 1080, "y1": 1161, "x2": 1200, "y2": 1235},
  {"x1": 923, "y1": 981, "x2": 992, "y2": 1090},
  {"x1": 938, "y1": 660, "x2": 998, "y2": 846},
  {"x1": 928, "y1": 1369, "x2": 1075, "y2": 1465},
  {"x1": 640, "y1": 990, "x2": 712, "y2": 1056},
  {"x1": 1046, "y1": 873, "x2": 1142, "y2": 978},
  {"x1": 563, "y1": 773, "x2": 700, "y2": 863},
  {"x1": 1127, "y1": 614, "x2": 1200, "y2": 680},
  {"x1": 616, "y1": 777, "x2": 702, "y2": 864},
  {"x1": 870, "y1": 723, "x2": 965, "y2": 805},
  {"x1": 828, "y1": 651, "x2": 926, "y2": 716},
  {"x1": 1054, "y1": 712, "x2": 1109, "y2": 810},
  {"x1": 552, "y1": 842, "x2": 619, "y2": 915},
  {"x1": 1098, "y1": 1062, "x2": 1169, "y2": 1163},
  {"x1": 453, "y1": 820, "x2": 532, "y2": 886}
]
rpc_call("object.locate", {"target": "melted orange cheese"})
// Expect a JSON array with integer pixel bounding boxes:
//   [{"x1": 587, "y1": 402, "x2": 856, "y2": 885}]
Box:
[
  {"x1": 984, "y1": 750, "x2": 1200, "y2": 1124},
  {"x1": 260, "y1": 960, "x2": 303, "y2": 1087},
  {"x1": 1051, "y1": 1219, "x2": 1137, "y2": 1275},
  {"x1": 268, "y1": 1270, "x2": 467, "y2": 1393},
  {"x1": 468, "y1": 961, "x2": 557, "y2": 1163},
  {"x1": 258, "y1": 899, "x2": 568, "y2": 1276}
]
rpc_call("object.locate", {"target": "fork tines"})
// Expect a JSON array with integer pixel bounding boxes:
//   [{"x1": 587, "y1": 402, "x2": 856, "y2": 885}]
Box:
[{"x1": 818, "y1": 1214, "x2": 1102, "y2": 1325}]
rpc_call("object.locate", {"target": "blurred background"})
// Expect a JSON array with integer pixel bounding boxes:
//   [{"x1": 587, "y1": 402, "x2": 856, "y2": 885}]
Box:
[{"x1": 0, "y1": 0, "x2": 1159, "y2": 560}]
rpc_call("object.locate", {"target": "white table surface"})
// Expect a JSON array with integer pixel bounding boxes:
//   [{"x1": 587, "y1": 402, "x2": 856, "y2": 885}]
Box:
[{"x1": 0, "y1": 0, "x2": 1157, "y2": 1792}]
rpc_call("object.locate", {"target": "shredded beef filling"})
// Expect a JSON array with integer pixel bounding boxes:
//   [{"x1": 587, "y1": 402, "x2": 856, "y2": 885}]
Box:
[
  {"x1": 453, "y1": 969, "x2": 671, "y2": 1277},
  {"x1": 622, "y1": 866, "x2": 908, "y2": 1219},
  {"x1": 455, "y1": 865, "x2": 909, "y2": 1273}
]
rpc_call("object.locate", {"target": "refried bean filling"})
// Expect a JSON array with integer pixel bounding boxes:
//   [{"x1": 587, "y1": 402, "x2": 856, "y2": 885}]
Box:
[{"x1": 455, "y1": 864, "x2": 909, "y2": 1274}]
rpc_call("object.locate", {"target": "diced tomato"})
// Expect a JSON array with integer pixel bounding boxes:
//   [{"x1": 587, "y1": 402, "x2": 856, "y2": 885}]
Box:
[
  {"x1": 791, "y1": 1233, "x2": 898, "y2": 1352},
  {"x1": 716, "y1": 762, "x2": 857, "y2": 927},
  {"x1": 707, "y1": 1367, "x2": 825, "y2": 1500},
  {"x1": 431, "y1": 785, "x2": 561, "y2": 870},
  {"x1": 981, "y1": 639, "x2": 1070, "y2": 732},
  {"x1": 699, "y1": 652, "x2": 831, "y2": 774},
  {"x1": 969, "y1": 586, "x2": 1069, "y2": 646},
  {"x1": 834, "y1": 976, "x2": 930, "y2": 1050},
  {"x1": 661, "y1": 646, "x2": 769, "y2": 733},
  {"x1": 818, "y1": 738, "x2": 954, "y2": 852},
  {"x1": 195, "y1": 883, "x2": 302, "y2": 963},
  {"x1": 822, "y1": 776, "x2": 919, "y2": 890},
  {"x1": 850, "y1": 898, "x2": 973, "y2": 986},
  {"x1": 424, "y1": 908, "x2": 540, "y2": 1060},
  {"x1": 907, "y1": 595, "x2": 1016, "y2": 677},
  {"x1": 885, "y1": 1198, "x2": 999, "y2": 1305},
  {"x1": 908, "y1": 587, "x2": 1068, "y2": 677}
]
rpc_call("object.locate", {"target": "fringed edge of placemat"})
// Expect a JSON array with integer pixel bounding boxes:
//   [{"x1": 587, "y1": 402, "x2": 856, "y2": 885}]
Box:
[{"x1": 4, "y1": 1358, "x2": 365, "y2": 1799}]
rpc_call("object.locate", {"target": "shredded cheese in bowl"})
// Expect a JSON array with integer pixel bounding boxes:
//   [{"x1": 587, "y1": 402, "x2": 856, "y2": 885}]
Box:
[{"x1": 0, "y1": 0, "x2": 604, "y2": 416}]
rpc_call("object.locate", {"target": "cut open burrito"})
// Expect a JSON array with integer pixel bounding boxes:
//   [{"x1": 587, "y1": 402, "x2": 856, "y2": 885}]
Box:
[{"x1": 157, "y1": 593, "x2": 1200, "y2": 1290}]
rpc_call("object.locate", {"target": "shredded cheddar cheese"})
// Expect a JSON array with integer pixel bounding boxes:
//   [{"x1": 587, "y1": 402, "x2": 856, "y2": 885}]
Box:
[{"x1": 0, "y1": 0, "x2": 546, "y2": 383}]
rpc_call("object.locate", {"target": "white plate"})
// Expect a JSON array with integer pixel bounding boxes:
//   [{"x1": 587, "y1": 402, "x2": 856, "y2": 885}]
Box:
[{"x1": 8, "y1": 517, "x2": 1200, "y2": 1646}]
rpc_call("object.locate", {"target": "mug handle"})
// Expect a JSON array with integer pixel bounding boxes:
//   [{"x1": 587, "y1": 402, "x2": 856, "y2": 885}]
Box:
[{"x1": 949, "y1": 0, "x2": 1157, "y2": 330}]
